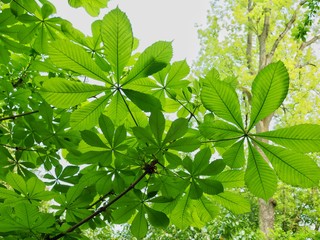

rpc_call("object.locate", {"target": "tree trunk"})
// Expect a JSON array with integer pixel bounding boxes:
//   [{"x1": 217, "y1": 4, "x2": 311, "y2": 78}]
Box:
[{"x1": 259, "y1": 199, "x2": 277, "y2": 239}]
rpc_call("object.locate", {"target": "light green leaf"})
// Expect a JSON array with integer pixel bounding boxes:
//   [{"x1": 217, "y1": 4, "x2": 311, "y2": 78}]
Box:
[
  {"x1": 102, "y1": 7, "x2": 133, "y2": 83},
  {"x1": 81, "y1": 130, "x2": 107, "y2": 148},
  {"x1": 193, "y1": 147, "x2": 211, "y2": 176},
  {"x1": 48, "y1": 40, "x2": 110, "y2": 83},
  {"x1": 249, "y1": 61, "x2": 289, "y2": 130},
  {"x1": 149, "y1": 111, "x2": 165, "y2": 144},
  {"x1": 211, "y1": 191, "x2": 250, "y2": 214},
  {"x1": 162, "y1": 118, "x2": 188, "y2": 145},
  {"x1": 40, "y1": 78, "x2": 106, "y2": 108},
  {"x1": 222, "y1": 139, "x2": 245, "y2": 168},
  {"x1": 199, "y1": 120, "x2": 243, "y2": 142},
  {"x1": 130, "y1": 208, "x2": 148, "y2": 238},
  {"x1": 167, "y1": 137, "x2": 200, "y2": 152},
  {"x1": 257, "y1": 141, "x2": 320, "y2": 187},
  {"x1": 214, "y1": 170, "x2": 245, "y2": 188},
  {"x1": 201, "y1": 68, "x2": 244, "y2": 129},
  {"x1": 123, "y1": 89, "x2": 162, "y2": 112},
  {"x1": 6, "y1": 172, "x2": 27, "y2": 194},
  {"x1": 123, "y1": 41, "x2": 173, "y2": 85},
  {"x1": 254, "y1": 124, "x2": 320, "y2": 153},
  {"x1": 166, "y1": 60, "x2": 190, "y2": 87},
  {"x1": 68, "y1": 0, "x2": 109, "y2": 16},
  {"x1": 70, "y1": 94, "x2": 110, "y2": 130},
  {"x1": 105, "y1": 91, "x2": 128, "y2": 124},
  {"x1": 245, "y1": 143, "x2": 277, "y2": 200},
  {"x1": 170, "y1": 193, "x2": 219, "y2": 229},
  {"x1": 99, "y1": 114, "x2": 114, "y2": 146}
]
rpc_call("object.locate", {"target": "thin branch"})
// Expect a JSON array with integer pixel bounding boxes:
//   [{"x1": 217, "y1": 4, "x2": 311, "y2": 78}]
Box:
[
  {"x1": 119, "y1": 90, "x2": 139, "y2": 127},
  {"x1": 267, "y1": 0, "x2": 308, "y2": 60},
  {"x1": 0, "y1": 110, "x2": 39, "y2": 122},
  {"x1": 299, "y1": 34, "x2": 320, "y2": 51},
  {"x1": 49, "y1": 160, "x2": 158, "y2": 240}
]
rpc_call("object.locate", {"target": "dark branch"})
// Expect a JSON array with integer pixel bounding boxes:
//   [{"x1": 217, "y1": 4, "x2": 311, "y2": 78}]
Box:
[{"x1": 0, "y1": 110, "x2": 39, "y2": 122}]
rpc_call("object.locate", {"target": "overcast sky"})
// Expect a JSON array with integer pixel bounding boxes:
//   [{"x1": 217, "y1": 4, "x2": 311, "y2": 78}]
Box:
[{"x1": 51, "y1": 0, "x2": 211, "y2": 64}]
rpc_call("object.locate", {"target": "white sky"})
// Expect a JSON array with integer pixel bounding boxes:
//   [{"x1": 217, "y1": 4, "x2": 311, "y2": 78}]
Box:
[{"x1": 51, "y1": 0, "x2": 211, "y2": 64}]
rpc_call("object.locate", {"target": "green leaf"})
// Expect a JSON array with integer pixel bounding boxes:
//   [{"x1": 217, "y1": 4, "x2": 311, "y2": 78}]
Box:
[
  {"x1": 40, "y1": 78, "x2": 106, "y2": 108},
  {"x1": 257, "y1": 141, "x2": 320, "y2": 187},
  {"x1": 105, "y1": 91, "x2": 128, "y2": 124},
  {"x1": 149, "y1": 111, "x2": 165, "y2": 144},
  {"x1": 170, "y1": 193, "x2": 219, "y2": 229},
  {"x1": 199, "y1": 159, "x2": 226, "y2": 176},
  {"x1": 48, "y1": 40, "x2": 110, "y2": 83},
  {"x1": 214, "y1": 170, "x2": 245, "y2": 188},
  {"x1": 6, "y1": 172, "x2": 27, "y2": 194},
  {"x1": 132, "y1": 127, "x2": 157, "y2": 145},
  {"x1": 162, "y1": 118, "x2": 188, "y2": 145},
  {"x1": 201, "y1": 68, "x2": 244, "y2": 129},
  {"x1": 249, "y1": 61, "x2": 289, "y2": 130},
  {"x1": 99, "y1": 114, "x2": 114, "y2": 146},
  {"x1": 199, "y1": 120, "x2": 243, "y2": 142},
  {"x1": 245, "y1": 143, "x2": 277, "y2": 200},
  {"x1": 222, "y1": 139, "x2": 245, "y2": 168},
  {"x1": 123, "y1": 41, "x2": 173, "y2": 85},
  {"x1": 70, "y1": 94, "x2": 110, "y2": 130},
  {"x1": 101, "y1": 7, "x2": 133, "y2": 83},
  {"x1": 211, "y1": 191, "x2": 250, "y2": 214},
  {"x1": 166, "y1": 60, "x2": 190, "y2": 87},
  {"x1": 145, "y1": 206, "x2": 169, "y2": 228},
  {"x1": 130, "y1": 208, "x2": 148, "y2": 238},
  {"x1": 81, "y1": 130, "x2": 106, "y2": 148},
  {"x1": 192, "y1": 147, "x2": 211, "y2": 176},
  {"x1": 70, "y1": 0, "x2": 108, "y2": 16},
  {"x1": 167, "y1": 137, "x2": 200, "y2": 152},
  {"x1": 0, "y1": 203, "x2": 55, "y2": 233},
  {"x1": 123, "y1": 89, "x2": 162, "y2": 112},
  {"x1": 197, "y1": 178, "x2": 224, "y2": 195},
  {"x1": 254, "y1": 124, "x2": 320, "y2": 153}
]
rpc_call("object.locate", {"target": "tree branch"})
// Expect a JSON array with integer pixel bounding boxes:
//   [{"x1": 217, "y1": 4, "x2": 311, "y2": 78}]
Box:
[
  {"x1": 49, "y1": 159, "x2": 158, "y2": 240},
  {"x1": 0, "y1": 110, "x2": 39, "y2": 122},
  {"x1": 267, "y1": 0, "x2": 308, "y2": 61},
  {"x1": 299, "y1": 34, "x2": 320, "y2": 51}
]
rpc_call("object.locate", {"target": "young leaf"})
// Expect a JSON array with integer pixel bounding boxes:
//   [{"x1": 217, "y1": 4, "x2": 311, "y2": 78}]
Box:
[
  {"x1": 123, "y1": 89, "x2": 162, "y2": 112},
  {"x1": 249, "y1": 61, "x2": 289, "y2": 130},
  {"x1": 122, "y1": 41, "x2": 173, "y2": 85},
  {"x1": 48, "y1": 40, "x2": 111, "y2": 83},
  {"x1": 201, "y1": 68, "x2": 244, "y2": 130},
  {"x1": 40, "y1": 78, "x2": 106, "y2": 108},
  {"x1": 254, "y1": 124, "x2": 320, "y2": 153},
  {"x1": 256, "y1": 141, "x2": 320, "y2": 187},
  {"x1": 245, "y1": 143, "x2": 277, "y2": 200},
  {"x1": 101, "y1": 7, "x2": 133, "y2": 83},
  {"x1": 70, "y1": 94, "x2": 110, "y2": 130}
]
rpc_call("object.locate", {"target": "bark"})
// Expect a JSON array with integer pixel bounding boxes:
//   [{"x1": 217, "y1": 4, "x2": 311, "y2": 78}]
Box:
[{"x1": 246, "y1": 0, "x2": 255, "y2": 75}]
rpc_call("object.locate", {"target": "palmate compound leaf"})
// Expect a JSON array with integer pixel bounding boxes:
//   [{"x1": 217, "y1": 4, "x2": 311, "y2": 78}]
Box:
[
  {"x1": 249, "y1": 61, "x2": 289, "y2": 130},
  {"x1": 201, "y1": 68, "x2": 244, "y2": 130},
  {"x1": 254, "y1": 124, "x2": 320, "y2": 153},
  {"x1": 101, "y1": 7, "x2": 133, "y2": 83},
  {"x1": 48, "y1": 39, "x2": 111, "y2": 84},
  {"x1": 0, "y1": 203, "x2": 55, "y2": 233},
  {"x1": 40, "y1": 77, "x2": 107, "y2": 108},
  {"x1": 210, "y1": 191, "x2": 251, "y2": 214},
  {"x1": 222, "y1": 139, "x2": 245, "y2": 168},
  {"x1": 245, "y1": 142, "x2": 277, "y2": 200},
  {"x1": 255, "y1": 140, "x2": 320, "y2": 187},
  {"x1": 122, "y1": 41, "x2": 173, "y2": 85}
]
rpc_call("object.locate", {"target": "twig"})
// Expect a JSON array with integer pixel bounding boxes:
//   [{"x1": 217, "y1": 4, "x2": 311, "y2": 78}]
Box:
[
  {"x1": 0, "y1": 110, "x2": 39, "y2": 122},
  {"x1": 49, "y1": 159, "x2": 158, "y2": 240}
]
